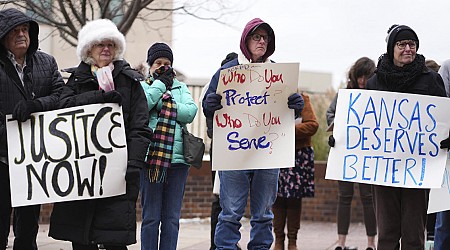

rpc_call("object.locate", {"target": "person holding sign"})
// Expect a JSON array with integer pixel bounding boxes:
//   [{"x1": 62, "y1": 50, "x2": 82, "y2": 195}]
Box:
[
  {"x1": 202, "y1": 18, "x2": 304, "y2": 250},
  {"x1": 272, "y1": 93, "x2": 318, "y2": 250},
  {"x1": 138, "y1": 42, "x2": 198, "y2": 250},
  {"x1": 327, "y1": 57, "x2": 377, "y2": 250},
  {"x1": 49, "y1": 19, "x2": 152, "y2": 250},
  {"x1": 364, "y1": 24, "x2": 447, "y2": 249},
  {"x1": 0, "y1": 8, "x2": 64, "y2": 249}
]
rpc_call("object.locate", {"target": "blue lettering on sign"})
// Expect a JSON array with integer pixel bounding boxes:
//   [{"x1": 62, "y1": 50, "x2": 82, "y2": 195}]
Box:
[
  {"x1": 223, "y1": 89, "x2": 270, "y2": 107},
  {"x1": 227, "y1": 131, "x2": 270, "y2": 151}
]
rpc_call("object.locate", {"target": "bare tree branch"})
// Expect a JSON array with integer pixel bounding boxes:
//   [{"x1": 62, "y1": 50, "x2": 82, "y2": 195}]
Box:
[{"x1": 0, "y1": 0, "x2": 234, "y2": 46}]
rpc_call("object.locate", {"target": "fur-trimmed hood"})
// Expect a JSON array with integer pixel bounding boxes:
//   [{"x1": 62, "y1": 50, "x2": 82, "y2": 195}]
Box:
[{"x1": 77, "y1": 19, "x2": 126, "y2": 64}]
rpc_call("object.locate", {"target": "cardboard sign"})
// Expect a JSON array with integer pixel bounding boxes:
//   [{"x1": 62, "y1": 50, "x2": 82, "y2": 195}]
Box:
[
  {"x1": 212, "y1": 63, "x2": 298, "y2": 170},
  {"x1": 7, "y1": 104, "x2": 127, "y2": 207},
  {"x1": 326, "y1": 89, "x2": 450, "y2": 188}
]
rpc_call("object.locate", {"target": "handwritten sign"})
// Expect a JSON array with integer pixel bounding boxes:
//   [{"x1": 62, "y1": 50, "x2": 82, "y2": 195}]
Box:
[
  {"x1": 7, "y1": 104, "x2": 127, "y2": 207},
  {"x1": 428, "y1": 153, "x2": 450, "y2": 213},
  {"x1": 212, "y1": 63, "x2": 299, "y2": 170},
  {"x1": 326, "y1": 89, "x2": 450, "y2": 188}
]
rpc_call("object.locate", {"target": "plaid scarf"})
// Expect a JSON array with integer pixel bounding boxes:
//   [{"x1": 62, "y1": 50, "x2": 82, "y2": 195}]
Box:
[{"x1": 148, "y1": 90, "x2": 177, "y2": 183}]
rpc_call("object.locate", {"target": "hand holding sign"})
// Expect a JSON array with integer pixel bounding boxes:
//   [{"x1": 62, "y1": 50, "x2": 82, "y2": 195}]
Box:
[
  {"x1": 12, "y1": 100, "x2": 42, "y2": 122},
  {"x1": 287, "y1": 93, "x2": 304, "y2": 118}
]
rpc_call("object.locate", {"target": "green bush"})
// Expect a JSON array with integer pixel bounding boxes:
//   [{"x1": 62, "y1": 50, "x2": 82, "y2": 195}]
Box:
[{"x1": 309, "y1": 90, "x2": 336, "y2": 161}]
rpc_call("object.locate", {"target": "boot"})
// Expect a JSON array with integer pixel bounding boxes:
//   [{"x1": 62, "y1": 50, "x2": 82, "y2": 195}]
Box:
[
  {"x1": 272, "y1": 204, "x2": 286, "y2": 250},
  {"x1": 287, "y1": 199, "x2": 302, "y2": 250}
]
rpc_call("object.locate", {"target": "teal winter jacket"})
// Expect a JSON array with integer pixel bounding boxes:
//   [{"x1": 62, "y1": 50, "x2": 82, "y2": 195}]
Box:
[{"x1": 141, "y1": 78, "x2": 198, "y2": 164}]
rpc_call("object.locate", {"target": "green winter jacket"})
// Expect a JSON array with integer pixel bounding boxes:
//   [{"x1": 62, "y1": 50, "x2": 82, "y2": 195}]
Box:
[{"x1": 141, "y1": 78, "x2": 198, "y2": 164}]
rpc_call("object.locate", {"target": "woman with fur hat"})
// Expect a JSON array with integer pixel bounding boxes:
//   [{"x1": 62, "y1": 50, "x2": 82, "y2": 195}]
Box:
[
  {"x1": 139, "y1": 42, "x2": 197, "y2": 250},
  {"x1": 202, "y1": 18, "x2": 305, "y2": 249},
  {"x1": 364, "y1": 24, "x2": 447, "y2": 249},
  {"x1": 48, "y1": 19, "x2": 152, "y2": 250}
]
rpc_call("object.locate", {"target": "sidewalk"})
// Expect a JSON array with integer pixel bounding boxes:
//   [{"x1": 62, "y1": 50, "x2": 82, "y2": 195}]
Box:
[{"x1": 8, "y1": 219, "x2": 372, "y2": 250}]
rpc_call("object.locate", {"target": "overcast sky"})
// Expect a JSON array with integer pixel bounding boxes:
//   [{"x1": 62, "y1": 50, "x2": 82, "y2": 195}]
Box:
[{"x1": 172, "y1": 0, "x2": 450, "y2": 88}]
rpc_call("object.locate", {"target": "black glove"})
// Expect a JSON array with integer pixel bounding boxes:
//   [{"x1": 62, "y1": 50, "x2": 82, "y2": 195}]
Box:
[
  {"x1": 440, "y1": 137, "x2": 450, "y2": 150},
  {"x1": 12, "y1": 100, "x2": 43, "y2": 122},
  {"x1": 154, "y1": 65, "x2": 175, "y2": 89},
  {"x1": 328, "y1": 134, "x2": 335, "y2": 147},
  {"x1": 288, "y1": 93, "x2": 304, "y2": 118},
  {"x1": 102, "y1": 90, "x2": 122, "y2": 106},
  {"x1": 205, "y1": 93, "x2": 223, "y2": 112}
]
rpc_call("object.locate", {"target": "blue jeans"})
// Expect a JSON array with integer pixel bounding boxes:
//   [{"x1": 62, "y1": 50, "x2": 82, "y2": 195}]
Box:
[
  {"x1": 215, "y1": 169, "x2": 279, "y2": 250},
  {"x1": 140, "y1": 164, "x2": 189, "y2": 250},
  {"x1": 435, "y1": 210, "x2": 450, "y2": 250}
]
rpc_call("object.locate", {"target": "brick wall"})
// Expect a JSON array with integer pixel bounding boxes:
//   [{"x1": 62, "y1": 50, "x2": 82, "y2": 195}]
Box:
[{"x1": 37, "y1": 161, "x2": 366, "y2": 224}]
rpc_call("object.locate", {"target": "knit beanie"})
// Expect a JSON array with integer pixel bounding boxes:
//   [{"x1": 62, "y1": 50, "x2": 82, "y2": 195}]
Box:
[
  {"x1": 76, "y1": 19, "x2": 126, "y2": 64},
  {"x1": 146, "y1": 42, "x2": 173, "y2": 66},
  {"x1": 385, "y1": 24, "x2": 419, "y2": 59}
]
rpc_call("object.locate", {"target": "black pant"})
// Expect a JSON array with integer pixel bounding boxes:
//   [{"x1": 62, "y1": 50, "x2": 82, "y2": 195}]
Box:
[
  {"x1": 210, "y1": 168, "x2": 222, "y2": 250},
  {"x1": 373, "y1": 185, "x2": 428, "y2": 250},
  {"x1": 0, "y1": 162, "x2": 40, "y2": 250},
  {"x1": 72, "y1": 243, "x2": 127, "y2": 250}
]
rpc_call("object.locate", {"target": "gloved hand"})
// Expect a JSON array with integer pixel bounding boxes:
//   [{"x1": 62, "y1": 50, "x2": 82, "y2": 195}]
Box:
[
  {"x1": 12, "y1": 100, "x2": 43, "y2": 122},
  {"x1": 287, "y1": 93, "x2": 304, "y2": 118},
  {"x1": 328, "y1": 135, "x2": 335, "y2": 147},
  {"x1": 102, "y1": 90, "x2": 122, "y2": 106},
  {"x1": 440, "y1": 136, "x2": 450, "y2": 150},
  {"x1": 154, "y1": 65, "x2": 175, "y2": 89},
  {"x1": 205, "y1": 93, "x2": 223, "y2": 112}
]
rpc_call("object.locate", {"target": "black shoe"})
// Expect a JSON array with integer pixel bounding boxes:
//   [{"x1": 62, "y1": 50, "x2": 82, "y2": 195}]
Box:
[
  {"x1": 365, "y1": 248, "x2": 375, "y2": 250},
  {"x1": 335, "y1": 247, "x2": 343, "y2": 250}
]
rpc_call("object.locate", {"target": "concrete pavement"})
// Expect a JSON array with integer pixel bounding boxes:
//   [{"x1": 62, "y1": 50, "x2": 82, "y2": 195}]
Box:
[{"x1": 7, "y1": 218, "x2": 373, "y2": 250}]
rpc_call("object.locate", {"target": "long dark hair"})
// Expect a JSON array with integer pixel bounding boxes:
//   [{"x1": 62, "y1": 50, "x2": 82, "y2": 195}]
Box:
[{"x1": 347, "y1": 57, "x2": 376, "y2": 89}]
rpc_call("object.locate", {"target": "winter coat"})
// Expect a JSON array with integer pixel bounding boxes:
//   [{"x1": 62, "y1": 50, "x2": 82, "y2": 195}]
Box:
[
  {"x1": 0, "y1": 8, "x2": 63, "y2": 158},
  {"x1": 366, "y1": 63, "x2": 446, "y2": 97},
  {"x1": 141, "y1": 78, "x2": 197, "y2": 164},
  {"x1": 49, "y1": 60, "x2": 152, "y2": 245}
]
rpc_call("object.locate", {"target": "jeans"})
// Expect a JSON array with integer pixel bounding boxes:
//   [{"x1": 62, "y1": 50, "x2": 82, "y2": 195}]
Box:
[
  {"x1": 435, "y1": 210, "x2": 450, "y2": 250},
  {"x1": 140, "y1": 164, "x2": 189, "y2": 250},
  {"x1": 215, "y1": 169, "x2": 279, "y2": 250}
]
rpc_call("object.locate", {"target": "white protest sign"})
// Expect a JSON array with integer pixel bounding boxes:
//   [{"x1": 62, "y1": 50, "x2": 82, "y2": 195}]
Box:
[
  {"x1": 7, "y1": 103, "x2": 127, "y2": 207},
  {"x1": 428, "y1": 153, "x2": 450, "y2": 213},
  {"x1": 326, "y1": 89, "x2": 450, "y2": 188},
  {"x1": 212, "y1": 63, "x2": 298, "y2": 170}
]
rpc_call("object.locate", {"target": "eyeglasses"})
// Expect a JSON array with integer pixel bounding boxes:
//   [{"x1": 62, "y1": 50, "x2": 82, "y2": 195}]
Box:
[
  {"x1": 94, "y1": 43, "x2": 115, "y2": 49},
  {"x1": 396, "y1": 40, "x2": 416, "y2": 50},
  {"x1": 249, "y1": 33, "x2": 271, "y2": 43}
]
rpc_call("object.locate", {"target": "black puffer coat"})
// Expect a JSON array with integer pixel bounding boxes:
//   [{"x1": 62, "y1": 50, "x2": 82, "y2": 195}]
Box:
[
  {"x1": 49, "y1": 60, "x2": 152, "y2": 245},
  {"x1": 0, "y1": 8, "x2": 63, "y2": 157}
]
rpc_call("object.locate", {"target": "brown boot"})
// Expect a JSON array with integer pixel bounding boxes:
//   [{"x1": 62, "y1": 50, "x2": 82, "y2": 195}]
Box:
[
  {"x1": 287, "y1": 199, "x2": 302, "y2": 250},
  {"x1": 272, "y1": 200, "x2": 287, "y2": 250}
]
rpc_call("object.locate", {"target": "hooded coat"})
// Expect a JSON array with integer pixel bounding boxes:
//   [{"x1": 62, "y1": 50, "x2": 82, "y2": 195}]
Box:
[
  {"x1": 202, "y1": 18, "x2": 275, "y2": 118},
  {"x1": 0, "y1": 8, "x2": 63, "y2": 158}
]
